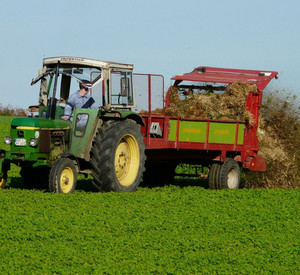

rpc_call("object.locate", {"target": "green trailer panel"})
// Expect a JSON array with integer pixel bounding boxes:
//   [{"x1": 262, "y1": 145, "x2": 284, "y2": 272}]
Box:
[
  {"x1": 168, "y1": 119, "x2": 245, "y2": 145},
  {"x1": 237, "y1": 124, "x2": 244, "y2": 145},
  {"x1": 178, "y1": 121, "x2": 207, "y2": 142},
  {"x1": 208, "y1": 122, "x2": 244, "y2": 144},
  {"x1": 208, "y1": 122, "x2": 235, "y2": 144},
  {"x1": 168, "y1": 119, "x2": 177, "y2": 141}
]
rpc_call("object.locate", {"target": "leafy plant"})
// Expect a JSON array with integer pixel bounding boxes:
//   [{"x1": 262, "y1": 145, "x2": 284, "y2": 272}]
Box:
[
  {"x1": 0, "y1": 187, "x2": 298, "y2": 274},
  {"x1": 0, "y1": 116, "x2": 299, "y2": 273}
]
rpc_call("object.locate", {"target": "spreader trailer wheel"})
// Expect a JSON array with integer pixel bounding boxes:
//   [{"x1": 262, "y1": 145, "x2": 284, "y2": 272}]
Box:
[
  {"x1": 49, "y1": 158, "x2": 77, "y2": 194},
  {"x1": 219, "y1": 158, "x2": 241, "y2": 189},
  {"x1": 208, "y1": 163, "x2": 221, "y2": 189}
]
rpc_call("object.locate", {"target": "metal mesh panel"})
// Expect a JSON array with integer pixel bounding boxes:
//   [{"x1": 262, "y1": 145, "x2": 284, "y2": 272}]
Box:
[{"x1": 133, "y1": 74, "x2": 164, "y2": 112}]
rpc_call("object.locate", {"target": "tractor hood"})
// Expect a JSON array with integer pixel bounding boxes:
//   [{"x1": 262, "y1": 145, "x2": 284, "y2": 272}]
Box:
[{"x1": 11, "y1": 117, "x2": 70, "y2": 130}]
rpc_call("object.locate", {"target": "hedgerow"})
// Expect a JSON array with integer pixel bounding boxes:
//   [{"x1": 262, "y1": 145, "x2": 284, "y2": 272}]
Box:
[{"x1": 0, "y1": 104, "x2": 26, "y2": 116}]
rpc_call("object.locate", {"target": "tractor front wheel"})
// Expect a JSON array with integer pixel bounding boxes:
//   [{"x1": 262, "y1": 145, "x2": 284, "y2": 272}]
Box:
[
  {"x1": 0, "y1": 177, "x2": 6, "y2": 189},
  {"x1": 49, "y1": 158, "x2": 77, "y2": 194}
]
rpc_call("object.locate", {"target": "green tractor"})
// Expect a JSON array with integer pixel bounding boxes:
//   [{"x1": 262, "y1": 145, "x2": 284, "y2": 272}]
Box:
[{"x1": 0, "y1": 57, "x2": 146, "y2": 193}]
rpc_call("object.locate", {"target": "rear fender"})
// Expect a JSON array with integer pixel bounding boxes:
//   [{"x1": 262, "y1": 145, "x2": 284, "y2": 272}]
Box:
[
  {"x1": 124, "y1": 113, "x2": 145, "y2": 126},
  {"x1": 104, "y1": 110, "x2": 145, "y2": 126}
]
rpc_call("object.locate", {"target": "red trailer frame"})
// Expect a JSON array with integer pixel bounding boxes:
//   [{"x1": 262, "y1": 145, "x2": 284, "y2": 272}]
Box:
[{"x1": 139, "y1": 66, "x2": 278, "y2": 172}]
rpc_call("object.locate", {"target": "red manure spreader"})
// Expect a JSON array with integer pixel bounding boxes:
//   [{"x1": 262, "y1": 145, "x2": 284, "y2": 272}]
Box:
[{"x1": 140, "y1": 66, "x2": 278, "y2": 189}]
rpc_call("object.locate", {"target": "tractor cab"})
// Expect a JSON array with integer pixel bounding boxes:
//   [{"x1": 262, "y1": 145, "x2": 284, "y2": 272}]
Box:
[
  {"x1": 30, "y1": 57, "x2": 136, "y2": 119},
  {"x1": 28, "y1": 57, "x2": 139, "y2": 161}
]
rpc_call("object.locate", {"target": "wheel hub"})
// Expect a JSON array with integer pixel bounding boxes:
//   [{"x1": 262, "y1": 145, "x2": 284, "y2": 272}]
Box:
[
  {"x1": 62, "y1": 175, "x2": 70, "y2": 184},
  {"x1": 118, "y1": 151, "x2": 127, "y2": 169},
  {"x1": 228, "y1": 168, "x2": 238, "y2": 189},
  {"x1": 60, "y1": 167, "x2": 74, "y2": 193}
]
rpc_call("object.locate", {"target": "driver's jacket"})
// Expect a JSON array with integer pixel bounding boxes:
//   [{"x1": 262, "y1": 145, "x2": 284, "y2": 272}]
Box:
[{"x1": 64, "y1": 90, "x2": 97, "y2": 120}]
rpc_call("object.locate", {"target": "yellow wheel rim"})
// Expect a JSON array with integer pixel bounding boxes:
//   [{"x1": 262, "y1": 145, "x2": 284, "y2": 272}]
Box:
[
  {"x1": 0, "y1": 178, "x2": 6, "y2": 189},
  {"x1": 60, "y1": 167, "x2": 74, "y2": 193},
  {"x1": 115, "y1": 134, "x2": 140, "y2": 187}
]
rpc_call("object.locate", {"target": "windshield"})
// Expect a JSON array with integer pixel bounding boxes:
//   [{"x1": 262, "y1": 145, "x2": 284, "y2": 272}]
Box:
[{"x1": 36, "y1": 65, "x2": 103, "y2": 107}]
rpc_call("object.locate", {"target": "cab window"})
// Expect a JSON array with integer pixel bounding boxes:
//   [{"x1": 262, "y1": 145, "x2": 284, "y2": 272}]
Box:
[{"x1": 111, "y1": 71, "x2": 134, "y2": 106}]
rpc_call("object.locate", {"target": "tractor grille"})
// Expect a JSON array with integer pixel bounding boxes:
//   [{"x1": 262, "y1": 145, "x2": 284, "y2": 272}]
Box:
[{"x1": 39, "y1": 130, "x2": 51, "y2": 153}]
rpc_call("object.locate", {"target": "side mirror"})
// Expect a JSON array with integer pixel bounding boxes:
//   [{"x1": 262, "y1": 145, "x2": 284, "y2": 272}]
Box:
[{"x1": 120, "y1": 77, "x2": 129, "y2": 96}]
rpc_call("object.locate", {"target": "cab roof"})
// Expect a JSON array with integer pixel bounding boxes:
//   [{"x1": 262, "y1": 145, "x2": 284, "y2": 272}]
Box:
[
  {"x1": 43, "y1": 56, "x2": 134, "y2": 70},
  {"x1": 172, "y1": 66, "x2": 278, "y2": 92}
]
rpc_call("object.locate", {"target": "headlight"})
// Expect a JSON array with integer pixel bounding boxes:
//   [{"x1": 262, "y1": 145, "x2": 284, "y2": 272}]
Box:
[
  {"x1": 29, "y1": 138, "x2": 38, "y2": 147},
  {"x1": 4, "y1": 136, "x2": 12, "y2": 145}
]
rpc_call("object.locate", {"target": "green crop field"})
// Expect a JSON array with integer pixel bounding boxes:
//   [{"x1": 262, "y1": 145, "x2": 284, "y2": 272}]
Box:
[{"x1": 0, "y1": 116, "x2": 299, "y2": 274}]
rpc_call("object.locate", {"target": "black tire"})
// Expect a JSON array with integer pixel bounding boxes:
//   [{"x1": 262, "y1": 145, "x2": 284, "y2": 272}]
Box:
[
  {"x1": 208, "y1": 163, "x2": 221, "y2": 189},
  {"x1": 90, "y1": 119, "x2": 146, "y2": 192},
  {"x1": 0, "y1": 177, "x2": 6, "y2": 189},
  {"x1": 0, "y1": 161, "x2": 9, "y2": 189},
  {"x1": 20, "y1": 166, "x2": 50, "y2": 189},
  {"x1": 0, "y1": 165, "x2": 7, "y2": 189},
  {"x1": 49, "y1": 158, "x2": 77, "y2": 194},
  {"x1": 219, "y1": 158, "x2": 240, "y2": 189},
  {"x1": 142, "y1": 162, "x2": 176, "y2": 187}
]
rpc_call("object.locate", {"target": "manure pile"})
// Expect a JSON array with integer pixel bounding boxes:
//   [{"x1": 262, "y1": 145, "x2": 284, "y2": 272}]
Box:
[
  {"x1": 164, "y1": 82, "x2": 256, "y2": 123},
  {"x1": 246, "y1": 93, "x2": 300, "y2": 188}
]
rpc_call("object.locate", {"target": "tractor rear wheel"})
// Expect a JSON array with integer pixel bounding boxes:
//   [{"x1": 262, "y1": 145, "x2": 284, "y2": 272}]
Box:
[
  {"x1": 49, "y1": 158, "x2": 77, "y2": 194},
  {"x1": 90, "y1": 119, "x2": 146, "y2": 192},
  {"x1": 219, "y1": 158, "x2": 240, "y2": 189},
  {"x1": 208, "y1": 163, "x2": 221, "y2": 189}
]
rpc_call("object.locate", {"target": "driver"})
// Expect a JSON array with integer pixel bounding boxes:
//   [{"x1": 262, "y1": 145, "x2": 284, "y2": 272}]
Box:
[{"x1": 61, "y1": 81, "x2": 97, "y2": 120}]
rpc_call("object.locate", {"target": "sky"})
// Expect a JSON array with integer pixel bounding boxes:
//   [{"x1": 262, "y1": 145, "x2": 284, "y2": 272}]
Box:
[{"x1": 0, "y1": 0, "x2": 299, "y2": 108}]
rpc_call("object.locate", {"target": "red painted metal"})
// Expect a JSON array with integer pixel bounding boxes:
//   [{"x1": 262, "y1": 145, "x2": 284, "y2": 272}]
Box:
[
  {"x1": 172, "y1": 66, "x2": 278, "y2": 92},
  {"x1": 147, "y1": 74, "x2": 152, "y2": 147},
  {"x1": 139, "y1": 66, "x2": 278, "y2": 172},
  {"x1": 234, "y1": 123, "x2": 239, "y2": 151},
  {"x1": 205, "y1": 121, "x2": 210, "y2": 150}
]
